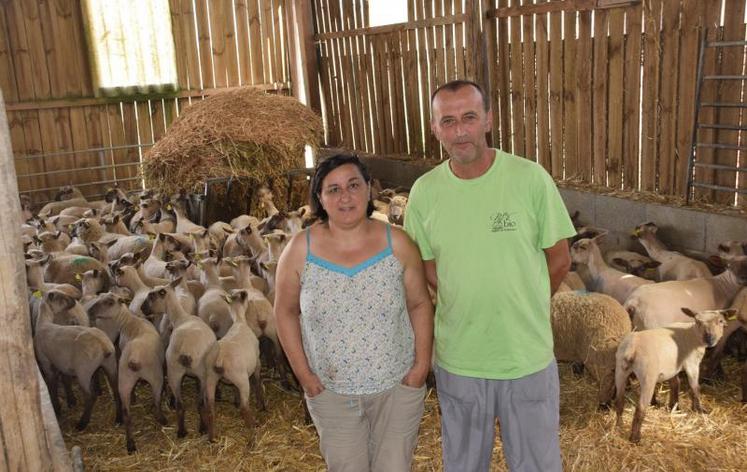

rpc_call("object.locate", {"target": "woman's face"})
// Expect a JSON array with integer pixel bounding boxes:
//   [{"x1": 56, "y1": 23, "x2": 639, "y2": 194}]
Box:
[{"x1": 318, "y1": 163, "x2": 370, "y2": 225}]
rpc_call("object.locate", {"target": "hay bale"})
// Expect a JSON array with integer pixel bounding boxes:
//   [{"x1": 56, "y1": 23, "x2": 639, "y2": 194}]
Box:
[{"x1": 143, "y1": 87, "x2": 323, "y2": 199}]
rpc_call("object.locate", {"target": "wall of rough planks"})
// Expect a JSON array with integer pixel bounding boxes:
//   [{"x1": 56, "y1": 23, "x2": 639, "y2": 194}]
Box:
[{"x1": 313, "y1": 0, "x2": 746, "y2": 206}]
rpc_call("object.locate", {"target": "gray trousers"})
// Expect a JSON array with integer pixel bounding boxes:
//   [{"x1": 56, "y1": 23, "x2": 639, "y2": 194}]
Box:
[
  {"x1": 435, "y1": 360, "x2": 562, "y2": 472},
  {"x1": 305, "y1": 383, "x2": 426, "y2": 472}
]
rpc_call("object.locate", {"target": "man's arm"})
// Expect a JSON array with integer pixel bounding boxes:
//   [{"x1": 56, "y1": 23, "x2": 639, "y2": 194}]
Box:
[
  {"x1": 423, "y1": 259, "x2": 437, "y2": 292},
  {"x1": 543, "y1": 238, "x2": 571, "y2": 295}
]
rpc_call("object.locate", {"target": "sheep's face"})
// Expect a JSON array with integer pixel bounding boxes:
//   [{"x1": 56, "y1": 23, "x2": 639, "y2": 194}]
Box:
[
  {"x1": 263, "y1": 232, "x2": 288, "y2": 258},
  {"x1": 165, "y1": 259, "x2": 190, "y2": 279},
  {"x1": 82, "y1": 269, "x2": 108, "y2": 294},
  {"x1": 632, "y1": 222, "x2": 658, "y2": 239},
  {"x1": 141, "y1": 285, "x2": 171, "y2": 317},
  {"x1": 388, "y1": 195, "x2": 408, "y2": 225},
  {"x1": 682, "y1": 307, "x2": 727, "y2": 348},
  {"x1": 44, "y1": 290, "x2": 76, "y2": 313},
  {"x1": 728, "y1": 256, "x2": 747, "y2": 285},
  {"x1": 570, "y1": 239, "x2": 594, "y2": 265},
  {"x1": 718, "y1": 241, "x2": 747, "y2": 260},
  {"x1": 260, "y1": 213, "x2": 288, "y2": 235}
]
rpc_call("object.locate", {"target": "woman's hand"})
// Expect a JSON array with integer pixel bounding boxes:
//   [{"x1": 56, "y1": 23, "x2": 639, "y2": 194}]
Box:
[
  {"x1": 401, "y1": 362, "x2": 430, "y2": 388},
  {"x1": 300, "y1": 371, "x2": 325, "y2": 398}
]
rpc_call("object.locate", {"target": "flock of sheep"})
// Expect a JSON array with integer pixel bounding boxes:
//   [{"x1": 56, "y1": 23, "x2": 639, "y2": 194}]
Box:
[
  {"x1": 18, "y1": 183, "x2": 407, "y2": 453},
  {"x1": 554, "y1": 221, "x2": 747, "y2": 442},
  {"x1": 16, "y1": 182, "x2": 747, "y2": 453}
]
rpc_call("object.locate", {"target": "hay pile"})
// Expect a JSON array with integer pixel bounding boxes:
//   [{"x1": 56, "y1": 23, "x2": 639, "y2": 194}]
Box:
[
  {"x1": 143, "y1": 87, "x2": 323, "y2": 196},
  {"x1": 61, "y1": 360, "x2": 747, "y2": 471}
]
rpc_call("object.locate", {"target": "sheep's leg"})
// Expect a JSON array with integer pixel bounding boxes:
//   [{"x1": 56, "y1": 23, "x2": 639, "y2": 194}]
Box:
[
  {"x1": 205, "y1": 374, "x2": 218, "y2": 442},
  {"x1": 250, "y1": 371, "x2": 265, "y2": 412},
  {"x1": 668, "y1": 376, "x2": 680, "y2": 410},
  {"x1": 684, "y1": 365, "x2": 706, "y2": 413},
  {"x1": 45, "y1": 369, "x2": 63, "y2": 415},
  {"x1": 597, "y1": 370, "x2": 615, "y2": 410},
  {"x1": 102, "y1": 357, "x2": 122, "y2": 425},
  {"x1": 614, "y1": 368, "x2": 630, "y2": 429},
  {"x1": 741, "y1": 360, "x2": 747, "y2": 403},
  {"x1": 197, "y1": 379, "x2": 209, "y2": 435},
  {"x1": 75, "y1": 375, "x2": 97, "y2": 431},
  {"x1": 62, "y1": 374, "x2": 77, "y2": 408},
  {"x1": 702, "y1": 320, "x2": 741, "y2": 380},
  {"x1": 169, "y1": 370, "x2": 187, "y2": 438},
  {"x1": 631, "y1": 380, "x2": 656, "y2": 443},
  {"x1": 147, "y1": 371, "x2": 167, "y2": 425},
  {"x1": 118, "y1": 370, "x2": 139, "y2": 453}
]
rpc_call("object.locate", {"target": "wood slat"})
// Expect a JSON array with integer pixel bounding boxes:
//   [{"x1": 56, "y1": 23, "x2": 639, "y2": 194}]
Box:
[
  {"x1": 509, "y1": 7, "x2": 525, "y2": 157},
  {"x1": 195, "y1": 0, "x2": 215, "y2": 88},
  {"x1": 522, "y1": 1, "x2": 537, "y2": 162},
  {"x1": 44, "y1": 0, "x2": 89, "y2": 97},
  {"x1": 623, "y1": 3, "x2": 642, "y2": 190},
  {"x1": 169, "y1": 0, "x2": 189, "y2": 88},
  {"x1": 639, "y1": 1, "x2": 660, "y2": 192},
  {"x1": 19, "y1": 1, "x2": 50, "y2": 100},
  {"x1": 69, "y1": 107, "x2": 105, "y2": 195},
  {"x1": 656, "y1": 0, "x2": 680, "y2": 195},
  {"x1": 549, "y1": 10, "x2": 563, "y2": 177},
  {"x1": 83, "y1": 105, "x2": 114, "y2": 191},
  {"x1": 713, "y1": 0, "x2": 745, "y2": 203},
  {"x1": 575, "y1": 10, "x2": 592, "y2": 181},
  {"x1": 272, "y1": 0, "x2": 285, "y2": 82},
  {"x1": 389, "y1": 32, "x2": 406, "y2": 154},
  {"x1": 454, "y1": 0, "x2": 466, "y2": 79},
  {"x1": 248, "y1": 0, "x2": 264, "y2": 85},
  {"x1": 536, "y1": 2, "x2": 551, "y2": 170},
  {"x1": 444, "y1": 0, "x2": 456, "y2": 80},
  {"x1": 674, "y1": 0, "x2": 698, "y2": 195},
  {"x1": 0, "y1": 4, "x2": 19, "y2": 103},
  {"x1": 212, "y1": 0, "x2": 240, "y2": 87},
  {"x1": 5, "y1": 2, "x2": 35, "y2": 101},
  {"x1": 37, "y1": 108, "x2": 73, "y2": 192},
  {"x1": 234, "y1": 0, "x2": 251, "y2": 85},
  {"x1": 405, "y1": 28, "x2": 422, "y2": 155},
  {"x1": 260, "y1": 0, "x2": 277, "y2": 83},
  {"x1": 592, "y1": 9, "x2": 608, "y2": 185},
  {"x1": 494, "y1": 0, "x2": 510, "y2": 151},
  {"x1": 563, "y1": 10, "x2": 578, "y2": 176},
  {"x1": 607, "y1": 8, "x2": 625, "y2": 188}
]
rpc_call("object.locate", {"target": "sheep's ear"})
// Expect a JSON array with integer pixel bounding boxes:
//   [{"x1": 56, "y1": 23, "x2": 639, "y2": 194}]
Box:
[
  {"x1": 644, "y1": 260, "x2": 661, "y2": 269},
  {"x1": 92, "y1": 269, "x2": 100, "y2": 278},
  {"x1": 112, "y1": 214, "x2": 120, "y2": 223},
  {"x1": 592, "y1": 230, "x2": 608, "y2": 242},
  {"x1": 722, "y1": 309, "x2": 738, "y2": 321},
  {"x1": 54, "y1": 230, "x2": 62, "y2": 239},
  {"x1": 612, "y1": 258, "x2": 630, "y2": 270},
  {"x1": 106, "y1": 239, "x2": 117, "y2": 247},
  {"x1": 681, "y1": 307, "x2": 697, "y2": 318},
  {"x1": 169, "y1": 277, "x2": 182, "y2": 289},
  {"x1": 298, "y1": 207, "x2": 307, "y2": 217}
]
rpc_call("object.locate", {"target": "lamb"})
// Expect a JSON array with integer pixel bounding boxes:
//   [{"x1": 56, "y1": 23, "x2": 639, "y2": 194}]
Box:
[
  {"x1": 196, "y1": 256, "x2": 233, "y2": 338},
  {"x1": 570, "y1": 238, "x2": 654, "y2": 305},
  {"x1": 551, "y1": 292, "x2": 631, "y2": 407},
  {"x1": 614, "y1": 308, "x2": 730, "y2": 443},
  {"x1": 112, "y1": 265, "x2": 151, "y2": 318},
  {"x1": 204, "y1": 289, "x2": 266, "y2": 441},
  {"x1": 38, "y1": 186, "x2": 98, "y2": 218},
  {"x1": 35, "y1": 230, "x2": 69, "y2": 253},
  {"x1": 142, "y1": 233, "x2": 180, "y2": 279},
  {"x1": 87, "y1": 293, "x2": 166, "y2": 453},
  {"x1": 223, "y1": 224, "x2": 266, "y2": 259},
  {"x1": 632, "y1": 222, "x2": 711, "y2": 281},
  {"x1": 79, "y1": 269, "x2": 110, "y2": 305},
  {"x1": 43, "y1": 252, "x2": 107, "y2": 286},
  {"x1": 605, "y1": 250, "x2": 660, "y2": 280},
  {"x1": 34, "y1": 291, "x2": 121, "y2": 430},
  {"x1": 106, "y1": 234, "x2": 153, "y2": 261},
  {"x1": 624, "y1": 256, "x2": 747, "y2": 330},
  {"x1": 263, "y1": 231, "x2": 289, "y2": 262},
  {"x1": 257, "y1": 186, "x2": 279, "y2": 218},
  {"x1": 140, "y1": 280, "x2": 217, "y2": 438},
  {"x1": 387, "y1": 194, "x2": 408, "y2": 226},
  {"x1": 25, "y1": 256, "x2": 81, "y2": 299}
]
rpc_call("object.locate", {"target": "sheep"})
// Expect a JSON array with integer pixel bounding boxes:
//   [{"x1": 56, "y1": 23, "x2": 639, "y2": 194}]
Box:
[
  {"x1": 223, "y1": 224, "x2": 266, "y2": 259},
  {"x1": 387, "y1": 194, "x2": 408, "y2": 226},
  {"x1": 624, "y1": 256, "x2": 747, "y2": 330},
  {"x1": 112, "y1": 265, "x2": 151, "y2": 318},
  {"x1": 142, "y1": 233, "x2": 180, "y2": 279},
  {"x1": 561, "y1": 271, "x2": 586, "y2": 291},
  {"x1": 20, "y1": 193, "x2": 34, "y2": 221},
  {"x1": 196, "y1": 256, "x2": 233, "y2": 338},
  {"x1": 230, "y1": 214, "x2": 260, "y2": 230},
  {"x1": 263, "y1": 231, "x2": 289, "y2": 262},
  {"x1": 140, "y1": 280, "x2": 217, "y2": 438},
  {"x1": 204, "y1": 289, "x2": 266, "y2": 441},
  {"x1": 44, "y1": 252, "x2": 108, "y2": 286},
  {"x1": 35, "y1": 230, "x2": 69, "y2": 253},
  {"x1": 106, "y1": 234, "x2": 153, "y2": 261},
  {"x1": 38, "y1": 186, "x2": 96, "y2": 218},
  {"x1": 79, "y1": 269, "x2": 110, "y2": 305},
  {"x1": 551, "y1": 292, "x2": 631, "y2": 407},
  {"x1": 129, "y1": 198, "x2": 164, "y2": 233},
  {"x1": 614, "y1": 308, "x2": 730, "y2": 443},
  {"x1": 570, "y1": 238, "x2": 654, "y2": 305},
  {"x1": 34, "y1": 291, "x2": 121, "y2": 430},
  {"x1": 605, "y1": 250, "x2": 660, "y2": 280},
  {"x1": 257, "y1": 186, "x2": 279, "y2": 218},
  {"x1": 101, "y1": 213, "x2": 132, "y2": 236},
  {"x1": 87, "y1": 293, "x2": 166, "y2": 453},
  {"x1": 25, "y1": 256, "x2": 81, "y2": 299},
  {"x1": 632, "y1": 222, "x2": 711, "y2": 281},
  {"x1": 172, "y1": 200, "x2": 205, "y2": 234}
]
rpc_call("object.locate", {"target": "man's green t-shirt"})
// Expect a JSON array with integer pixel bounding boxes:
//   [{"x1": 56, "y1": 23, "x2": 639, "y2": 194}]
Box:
[{"x1": 404, "y1": 150, "x2": 576, "y2": 379}]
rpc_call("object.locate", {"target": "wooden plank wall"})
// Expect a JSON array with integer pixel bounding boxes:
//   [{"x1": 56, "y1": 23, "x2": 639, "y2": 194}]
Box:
[
  {"x1": 314, "y1": 0, "x2": 746, "y2": 206},
  {"x1": 0, "y1": 0, "x2": 290, "y2": 204}
]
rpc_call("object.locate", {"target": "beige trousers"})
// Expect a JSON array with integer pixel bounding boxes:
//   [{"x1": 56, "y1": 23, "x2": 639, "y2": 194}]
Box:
[{"x1": 305, "y1": 383, "x2": 426, "y2": 472}]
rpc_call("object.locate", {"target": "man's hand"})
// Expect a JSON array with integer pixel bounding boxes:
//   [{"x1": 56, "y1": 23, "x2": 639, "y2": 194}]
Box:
[
  {"x1": 401, "y1": 362, "x2": 430, "y2": 388},
  {"x1": 299, "y1": 371, "x2": 324, "y2": 397}
]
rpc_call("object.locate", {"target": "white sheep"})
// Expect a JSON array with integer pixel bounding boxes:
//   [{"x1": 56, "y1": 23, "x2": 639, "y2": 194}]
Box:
[
  {"x1": 34, "y1": 291, "x2": 121, "y2": 430},
  {"x1": 605, "y1": 250, "x2": 660, "y2": 280},
  {"x1": 204, "y1": 289, "x2": 266, "y2": 441},
  {"x1": 632, "y1": 222, "x2": 711, "y2": 281},
  {"x1": 551, "y1": 292, "x2": 631, "y2": 407},
  {"x1": 87, "y1": 293, "x2": 166, "y2": 453},
  {"x1": 625, "y1": 256, "x2": 747, "y2": 330},
  {"x1": 614, "y1": 308, "x2": 730, "y2": 443},
  {"x1": 140, "y1": 279, "x2": 216, "y2": 438},
  {"x1": 196, "y1": 256, "x2": 233, "y2": 338},
  {"x1": 570, "y1": 238, "x2": 654, "y2": 305}
]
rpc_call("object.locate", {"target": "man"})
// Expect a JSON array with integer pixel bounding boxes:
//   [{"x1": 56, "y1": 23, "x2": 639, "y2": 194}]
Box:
[{"x1": 404, "y1": 80, "x2": 575, "y2": 472}]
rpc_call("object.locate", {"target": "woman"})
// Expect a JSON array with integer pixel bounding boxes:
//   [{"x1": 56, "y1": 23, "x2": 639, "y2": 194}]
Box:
[{"x1": 275, "y1": 154, "x2": 434, "y2": 471}]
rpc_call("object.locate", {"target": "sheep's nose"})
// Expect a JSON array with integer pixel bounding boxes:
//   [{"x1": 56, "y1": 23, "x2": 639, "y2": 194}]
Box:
[
  {"x1": 258, "y1": 320, "x2": 267, "y2": 330},
  {"x1": 705, "y1": 334, "x2": 717, "y2": 348}
]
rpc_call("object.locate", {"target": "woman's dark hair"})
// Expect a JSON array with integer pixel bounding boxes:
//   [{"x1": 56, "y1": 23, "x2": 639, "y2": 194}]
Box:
[{"x1": 309, "y1": 154, "x2": 375, "y2": 221}]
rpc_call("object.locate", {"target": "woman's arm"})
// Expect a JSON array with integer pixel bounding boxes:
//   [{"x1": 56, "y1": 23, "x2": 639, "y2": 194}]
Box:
[
  {"x1": 392, "y1": 227, "x2": 435, "y2": 388},
  {"x1": 274, "y1": 231, "x2": 324, "y2": 396}
]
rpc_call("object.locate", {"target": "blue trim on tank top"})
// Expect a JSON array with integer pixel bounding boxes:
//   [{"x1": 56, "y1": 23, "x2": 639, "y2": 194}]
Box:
[{"x1": 306, "y1": 224, "x2": 393, "y2": 277}]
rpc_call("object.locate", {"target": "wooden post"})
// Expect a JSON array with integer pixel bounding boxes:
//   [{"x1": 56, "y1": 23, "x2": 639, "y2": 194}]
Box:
[
  {"x1": 286, "y1": 0, "x2": 322, "y2": 116},
  {"x1": 0, "y1": 90, "x2": 68, "y2": 470}
]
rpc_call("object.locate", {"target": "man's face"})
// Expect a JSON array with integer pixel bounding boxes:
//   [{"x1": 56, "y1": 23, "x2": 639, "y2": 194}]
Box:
[{"x1": 430, "y1": 86, "x2": 492, "y2": 166}]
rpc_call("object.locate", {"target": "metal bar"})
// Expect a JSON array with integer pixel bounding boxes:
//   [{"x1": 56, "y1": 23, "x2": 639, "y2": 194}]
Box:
[
  {"x1": 696, "y1": 142, "x2": 747, "y2": 151},
  {"x1": 692, "y1": 182, "x2": 747, "y2": 195},
  {"x1": 703, "y1": 75, "x2": 747, "y2": 80},
  {"x1": 18, "y1": 176, "x2": 143, "y2": 195},
  {"x1": 14, "y1": 143, "x2": 155, "y2": 160},
  {"x1": 699, "y1": 102, "x2": 747, "y2": 108},
  {"x1": 693, "y1": 162, "x2": 747, "y2": 172},
  {"x1": 697, "y1": 123, "x2": 747, "y2": 131},
  {"x1": 17, "y1": 162, "x2": 141, "y2": 179},
  {"x1": 706, "y1": 40, "x2": 747, "y2": 47},
  {"x1": 686, "y1": 29, "x2": 708, "y2": 205}
]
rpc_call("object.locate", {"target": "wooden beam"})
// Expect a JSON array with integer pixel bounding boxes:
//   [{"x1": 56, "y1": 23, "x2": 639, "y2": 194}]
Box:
[
  {"x1": 487, "y1": 0, "x2": 596, "y2": 18},
  {"x1": 314, "y1": 13, "x2": 467, "y2": 41},
  {"x1": 286, "y1": 0, "x2": 322, "y2": 115}
]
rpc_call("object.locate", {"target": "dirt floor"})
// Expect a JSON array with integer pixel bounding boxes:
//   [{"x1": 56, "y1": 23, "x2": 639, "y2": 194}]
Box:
[{"x1": 60, "y1": 359, "x2": 747, "y2": 471}]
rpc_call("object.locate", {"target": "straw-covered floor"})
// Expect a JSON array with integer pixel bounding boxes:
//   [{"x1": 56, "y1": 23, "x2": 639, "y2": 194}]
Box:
[
  {"x1": 60, "y1": 358, "x2": 747, "y2": 471},
  {"x1": 142, "y1": 87, "x2": 323, "y2": 197}
]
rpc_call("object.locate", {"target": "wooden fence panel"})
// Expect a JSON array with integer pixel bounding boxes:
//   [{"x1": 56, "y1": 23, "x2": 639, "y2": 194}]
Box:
[
  {"x1": 657, "y1": 0, "x2": 681, "y2": 195},
  {"x1": 607, "y1": 9, "x2": 625, "y2": 188},
  {"x1": 509, "y1": 11, "x2": 525, "y2": 157},
  {"x1": 0, "y1": 5, "x2": 18, "y2": 103},
  {"x1": 623, "y1": 4, "x2": 642, "y2": 190},
  {"x1": 564, "y1": 11, "x2": 578, "y2": 177},
  {"x1": 522, "y1": 1, "x2": 537, "y2": 162},
  {"x1": 639, "y1": 1, "x2": 661, "y2": 192},
  {"x1": 549, "y1": 10, "x2": 563, "y2": 177},
  {"x1": 5, "y1": 2, "x2": 36, "y2": 101},
  {"x1": 536, "y1": 2, "x2": 551, "y2": 170},
  {"x1": 575, "y1": 10, "x2": 592, "y2": 182},
  {"x1": 674, "y1": 0, "x2": 699, "y2": 196}
]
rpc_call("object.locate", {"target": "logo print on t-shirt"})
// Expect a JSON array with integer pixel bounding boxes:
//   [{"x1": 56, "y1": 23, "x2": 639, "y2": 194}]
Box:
[{"x1": 490, "y1": 212, "x2": 518, "y2": 232}]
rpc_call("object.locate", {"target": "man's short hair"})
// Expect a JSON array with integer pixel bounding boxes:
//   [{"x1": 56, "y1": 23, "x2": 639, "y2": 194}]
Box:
[{"x1": 430, "y1": 80, "x2": 490, "y2": 113}]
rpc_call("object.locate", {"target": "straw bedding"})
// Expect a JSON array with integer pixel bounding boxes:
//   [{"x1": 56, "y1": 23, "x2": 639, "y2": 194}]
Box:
[
  {"x1": 142, "y1": 87, "x2": 322, "y2": 198},
  {"x1": 60, "y1": 358, "x2": 747, "y2": 471}
]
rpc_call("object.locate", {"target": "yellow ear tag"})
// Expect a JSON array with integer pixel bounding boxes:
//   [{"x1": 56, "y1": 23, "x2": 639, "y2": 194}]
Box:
[
  {"x1": 148, "y1": 233, "x2": 156, "y2": 241},
  {"x1": 223, "y1": 295, "x2": 231, "y2": 304},
  {"x1": 74, "y1": 273, "x2": 82, "y2": 281},
  {"x1": 32, "y1": 290, "x2": 43, "y2": 299},
  {"x1": 166, "y1": 204, "x2": 172, "y2": 210},
  {"x1": 727, "y1": 313, "x2": 738, "y2": 321}
]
